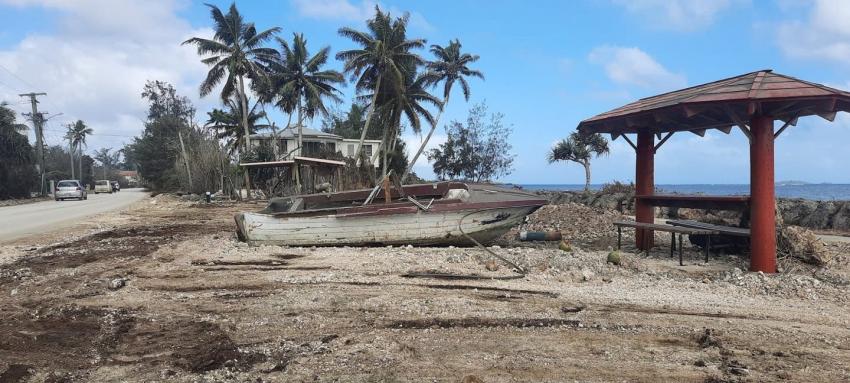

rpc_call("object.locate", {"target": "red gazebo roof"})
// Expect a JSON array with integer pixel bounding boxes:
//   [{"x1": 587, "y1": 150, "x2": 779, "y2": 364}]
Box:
[{"x1": 577, "y1": 69, "x2": 850, "y2": 137}]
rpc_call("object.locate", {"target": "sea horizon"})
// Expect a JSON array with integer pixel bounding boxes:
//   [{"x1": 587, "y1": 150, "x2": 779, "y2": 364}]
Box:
[{"x1": 517, "y1": 183, "x2": 850, "y2": 201}]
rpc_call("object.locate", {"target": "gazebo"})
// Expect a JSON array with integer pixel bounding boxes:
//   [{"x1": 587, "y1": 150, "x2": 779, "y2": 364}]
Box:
[{"x1": 577, "y1": 69, "x2": 850, "y2": 273}]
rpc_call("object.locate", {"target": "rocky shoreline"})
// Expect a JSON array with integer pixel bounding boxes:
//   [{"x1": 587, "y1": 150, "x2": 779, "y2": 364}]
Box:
[{"x1": 536, "y1": 189, "x2": 850, "y2": 232}]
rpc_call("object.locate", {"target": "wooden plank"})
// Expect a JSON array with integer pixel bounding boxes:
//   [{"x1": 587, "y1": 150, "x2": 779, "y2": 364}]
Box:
[
  {"x1": 668, "y1": 219, "x2": 750, "y2": 237},
  {"x1": 612, "y1": 220, "x2": 717, "y2": 235}
]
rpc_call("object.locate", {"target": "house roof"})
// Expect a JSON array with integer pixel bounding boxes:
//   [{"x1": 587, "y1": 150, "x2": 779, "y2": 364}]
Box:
[
  {"x1": 577, "y1": 69, "x2": 850, "y2": 137},
  {"x1": 251, "y1": 126, "x2": 340, "y2": 140},
  {"x1": 118, "y1": 170, "x2": 138, "y2": 177}
]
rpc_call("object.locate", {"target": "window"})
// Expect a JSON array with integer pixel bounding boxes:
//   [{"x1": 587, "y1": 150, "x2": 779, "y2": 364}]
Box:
[
  {"x1": 347, "y1": 144, "x2": 354, "y2": 156},
  {"x1": 57, "y1": 181, "x2": 78, "y2": 188},
  {"x1": 363, "y1": 144, "x2": 373, "y2": 159}
]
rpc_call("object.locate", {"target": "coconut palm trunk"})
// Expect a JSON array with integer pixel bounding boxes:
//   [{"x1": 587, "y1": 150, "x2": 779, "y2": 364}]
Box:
[
  {"x1": 402, "y1": 93, "x2": 449, "y2": 183},
  {"x1": 294, "y1": 97, "x2": 304, "y2": 191},
  {"x1": 238, "y1": 75, "x2": 253, "y2": 198},
  {"x1": 354, "y1": 76, "x2": 381, "y2": 166}
]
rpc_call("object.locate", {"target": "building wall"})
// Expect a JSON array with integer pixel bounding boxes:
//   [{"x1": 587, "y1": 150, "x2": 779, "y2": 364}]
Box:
[{"x1": 253, "y1": 136, "x2": 382, "y2": 167}]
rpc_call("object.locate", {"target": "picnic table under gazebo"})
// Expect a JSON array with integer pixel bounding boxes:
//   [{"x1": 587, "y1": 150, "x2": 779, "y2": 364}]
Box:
[{"x1": 577, "y1": 69, "x2": 850, "y2": 273}]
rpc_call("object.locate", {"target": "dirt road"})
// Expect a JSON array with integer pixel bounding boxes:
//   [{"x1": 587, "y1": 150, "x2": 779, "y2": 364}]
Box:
[
  {"x1": 0, "y1": 195, "x2": 848, "y2": 382},
  {"x1": 0, "y1": 188, "x2": 147, "y2": 244}
]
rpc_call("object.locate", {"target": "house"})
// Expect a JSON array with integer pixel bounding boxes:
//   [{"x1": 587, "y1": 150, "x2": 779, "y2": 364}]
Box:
[
  {"x1": 118, "y1": 170, "x2": 140, "y2": 186},
  {"x1": 250, "y1": 126, "x2": 382, "y2": 167}
]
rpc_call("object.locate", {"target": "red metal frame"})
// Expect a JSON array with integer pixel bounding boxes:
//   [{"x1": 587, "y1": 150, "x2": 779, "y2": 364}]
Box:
[
  {"x1": 635, "y1": 132, "x2": 655, "y2": 250},
  {"x1": 749, "y1": 115, "x2": 776, "y2": 272}
]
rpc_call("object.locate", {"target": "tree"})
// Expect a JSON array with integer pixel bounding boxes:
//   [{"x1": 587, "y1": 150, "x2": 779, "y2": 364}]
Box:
[
  {"x1": 547, "y1": 131, "x2": 610, "y2": 190},
  {"x1": 205, "y1": 97, "x2": 269, "y2": 155},
  {"x1": 404, "y1": 39, "x2": 483, "y2": 182},
  {"x1": 336, "y1": 6, "x2": 426, "y2": 166},
  {"x1": 428, "y1": 102, "x2": 514, "y2": 182},
  {"x1": 93, "y1": 148, "x2": 120, "y2": 179},
  {"x1": 66, "y1": 120, "x2": 92, "y2": 180},
  {"x1": 265, "y1": 33, "x2": 344, "y2": 158},
  {"x1": 0, "y1": 102, "x2": 36, "y2": 198},
  {"x1": 183, "y1": 2, "x2": 280, "y2": 192},
  {"x1": 370, "y1": 73, "x2": 440, "y2": 177},
  {"x1": 321, "y1": 103, "x2": 380, "y2": 140},
  {"x1": 129, "y1": 81, "x2": 196, "y2": 191}
]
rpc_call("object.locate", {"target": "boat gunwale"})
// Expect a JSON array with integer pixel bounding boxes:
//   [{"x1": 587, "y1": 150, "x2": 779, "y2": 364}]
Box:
[{"x1": 257, "y1": 198, "x2": 548, "y2": 219}]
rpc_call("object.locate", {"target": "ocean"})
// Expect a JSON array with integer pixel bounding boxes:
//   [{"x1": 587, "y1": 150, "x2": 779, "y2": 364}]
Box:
[{"x1": 519, "y1": 184, "x2": 850, "y2": 201}]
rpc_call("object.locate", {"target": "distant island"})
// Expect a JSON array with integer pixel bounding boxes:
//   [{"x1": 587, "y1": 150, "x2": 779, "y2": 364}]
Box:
[{"x1": 776, "y1": 180, "x2": 811, "y2": 186}]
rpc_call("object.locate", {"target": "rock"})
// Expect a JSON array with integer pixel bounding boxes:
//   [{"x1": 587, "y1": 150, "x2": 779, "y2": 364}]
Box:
[
  {"x1": 108, "y1": 278, "x2": 125, "y2": 290},
  {"x1": 484, "y1": 259, "x2": 499, "y2": 272},
  {"x1": 580, "y1": 267, "x2": 594, "y2": 282},
  {"x1": 729, "y1": 367, "x2": 749, "y2": 376},
  {"x1": 606, "y1": 250, "x2": 621, "y2": 265},
  {"x1": 461, "y1": 375, "x2": 484, "y2": 383}
]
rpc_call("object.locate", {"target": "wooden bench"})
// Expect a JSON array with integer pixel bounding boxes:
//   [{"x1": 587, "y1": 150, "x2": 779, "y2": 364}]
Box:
[
  {"x1": 613, "y1": 220, "x2": 718, "y2": 266},
  {"x1": 667, "y1": 219, "x2": 750, "y2": 237}
]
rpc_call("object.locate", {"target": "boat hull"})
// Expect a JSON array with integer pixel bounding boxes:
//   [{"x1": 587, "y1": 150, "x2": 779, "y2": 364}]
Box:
[{"x1": 235, "y1": 205, "x2": 540, "y2": 247}]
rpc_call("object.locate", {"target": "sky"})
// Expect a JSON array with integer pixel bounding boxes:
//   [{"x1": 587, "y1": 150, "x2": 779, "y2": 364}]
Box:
[{"x1": 1, "y1": 0, "x2": 850, "y2": 184}]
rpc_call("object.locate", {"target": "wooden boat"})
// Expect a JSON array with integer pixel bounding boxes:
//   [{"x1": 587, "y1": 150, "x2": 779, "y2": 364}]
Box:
[{"x1": 234, "y1": 182, "x2": 547, "y2": 246}]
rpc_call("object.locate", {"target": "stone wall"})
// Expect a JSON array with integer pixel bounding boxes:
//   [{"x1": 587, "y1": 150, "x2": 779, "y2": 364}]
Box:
[{"x1": 536, "y1": 190, "x2": 850, "y2": 232}]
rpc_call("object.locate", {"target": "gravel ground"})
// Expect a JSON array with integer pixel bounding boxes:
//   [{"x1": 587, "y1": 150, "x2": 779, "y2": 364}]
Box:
[{"x1": 0, "y1": 196, "x2": 848, "y2": 382}]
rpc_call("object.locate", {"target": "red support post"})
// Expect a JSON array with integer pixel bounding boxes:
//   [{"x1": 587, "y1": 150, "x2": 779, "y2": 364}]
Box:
[
  {"x1": 749, "y1": 115, "x2": 777, "y2": 273},
  {"x1": 635, "y1": 131, "x2": 655, "y2": 250}
]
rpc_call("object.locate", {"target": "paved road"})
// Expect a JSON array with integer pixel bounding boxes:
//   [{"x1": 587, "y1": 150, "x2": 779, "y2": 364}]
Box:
[{"x1": 0, "y1": 188, "x2": 148, "y2": 243}]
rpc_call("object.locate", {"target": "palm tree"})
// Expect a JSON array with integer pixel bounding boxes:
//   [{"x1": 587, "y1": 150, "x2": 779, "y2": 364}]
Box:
[
  {"x1": 336, "y1": 6, "x2": 426, "y2": 166},
  {"x1": 267, "y1": 33, "x2": 344, "y2": 158},
  {"x1": 547, "y1": 132, "x2": 610, "y2": 190},
  {"x1": 67, "y1": 120, "x2": 92, "y2": 181},
  {"x1": 183, "y1": 2, "x2": 279, "y2": 150},
  {"x1": 370, "y1": 73, "x2": 441, "y2": 177},
  {"x1": 205, "y1": 97, "x2": 269, "y2": 155},
  {"x1": 183, "y1": 2, "x2": 280, "y2": 194},
  {"x1": 403, "y1": 39, "x2": 483, "y2": 182}
]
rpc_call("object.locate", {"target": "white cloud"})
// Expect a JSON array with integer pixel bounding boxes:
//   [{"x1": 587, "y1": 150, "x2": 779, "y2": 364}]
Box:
[
  {"x1": 291, "y1": 0, "x2": 434, "y2": 31},
  {"x1": 588, "y1": 46, "x2": 686, "y2": 91},
  {"x1": 776, "y1": 0, "x2": 850, "y2": 64},
  {"x1": 612, "y1": 0, "x2": 740, "y2": 31},
  {"x1": 0, "y1": 0, "x2": 217, "y2": 152},
  {"x1": 291, "y1": 0, "x2": 374, "y2": 21}
]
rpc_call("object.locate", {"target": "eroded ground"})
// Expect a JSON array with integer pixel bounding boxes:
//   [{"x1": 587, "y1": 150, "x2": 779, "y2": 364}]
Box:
[{"x1": 0, "y1": 195, "x2": 849, "y2": 382}]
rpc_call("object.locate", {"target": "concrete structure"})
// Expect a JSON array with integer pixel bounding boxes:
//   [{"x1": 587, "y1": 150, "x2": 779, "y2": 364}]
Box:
[
  {"x1": 577, "y1": 69, "x2": 850, "y2": 273},
  {"x1": 250, "y1": 126, "x2": 382, "y2": 168}
]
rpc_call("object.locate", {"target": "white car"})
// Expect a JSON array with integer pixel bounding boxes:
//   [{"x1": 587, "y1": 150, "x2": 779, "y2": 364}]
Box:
[
  {"x1": 55, "y1": 180, "x2": 87, "y2": 201},
  {"x1": 94, "y1": 180, "x2": 113, "y2": 194}
]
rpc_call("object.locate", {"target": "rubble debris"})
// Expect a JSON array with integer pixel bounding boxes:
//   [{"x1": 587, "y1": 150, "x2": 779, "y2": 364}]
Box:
[{"x1": 778, "y1": 225, "x2": 833, "y2": 265}]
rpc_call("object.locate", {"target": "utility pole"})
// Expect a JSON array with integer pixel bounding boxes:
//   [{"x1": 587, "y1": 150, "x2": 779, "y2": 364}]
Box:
[{"x1": 20, "y1": 92, "x2": 47, "y2": 196}]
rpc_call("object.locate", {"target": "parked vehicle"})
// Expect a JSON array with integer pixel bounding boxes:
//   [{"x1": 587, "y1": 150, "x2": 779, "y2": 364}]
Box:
[
  {"x1": 55, "y1": 180, "x2": 87, "y2": 201},
  {"x1": 235, "y1": 182, "x2": 547, "y2": 246},
  {"x1": 94, "y1": 180, "x2": 113, "y2": 194},
  {"x1": 112, "y1": 181, "x2": 120, "y2": 192}
]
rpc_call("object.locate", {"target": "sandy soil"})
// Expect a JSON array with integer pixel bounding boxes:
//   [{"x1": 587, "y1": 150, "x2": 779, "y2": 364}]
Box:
[{"x1": 0, "y1": 196, "x2": 849, "y2": 382}]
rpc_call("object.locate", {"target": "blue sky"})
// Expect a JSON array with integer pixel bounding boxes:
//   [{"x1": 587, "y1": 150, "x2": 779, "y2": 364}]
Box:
[{"x1": 1, "y1": 0, "x2": 849, "y2": 184}]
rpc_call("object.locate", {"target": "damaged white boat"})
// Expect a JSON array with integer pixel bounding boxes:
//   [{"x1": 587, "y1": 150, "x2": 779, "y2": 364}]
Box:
[{"x1": 234, "y1": 182, "x2": 547, "y2": 246}]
